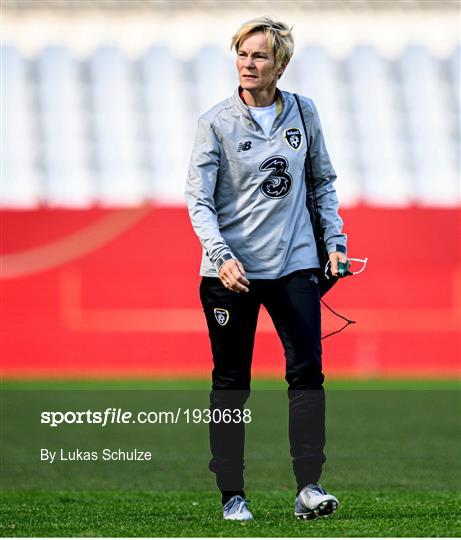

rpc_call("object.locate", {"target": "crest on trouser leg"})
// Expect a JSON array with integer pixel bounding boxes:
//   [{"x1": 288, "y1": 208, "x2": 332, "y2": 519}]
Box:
[{"x1": 214, "y1": 308, "x2": 230, "y2": 326}]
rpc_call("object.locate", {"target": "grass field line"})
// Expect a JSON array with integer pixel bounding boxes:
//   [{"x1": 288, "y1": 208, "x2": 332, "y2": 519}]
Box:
[{"x1": 1, "y1": 378, "x2": 460, "y2": 389}]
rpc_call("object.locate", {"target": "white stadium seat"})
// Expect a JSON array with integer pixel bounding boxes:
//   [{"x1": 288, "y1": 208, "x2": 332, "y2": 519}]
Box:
[
  {"x1": 293, "y1": 46, "x2": 361, "y2": 206},
  {"x1": 193, "y1": 46, "x2": 235, "y2": 116},
  {"x1": 2, "y1": 46, "x2": 41, "y2": 208},
  {"x1": 88, "y1": 46, "x2": 148, "y2": 206},
  {"x1": 36, "y1": 46, "x2": 95, "y2": 207},
  {"x1": 346, "y1": 45, "x2": 412, "y2": 206},
  {"x1": 141, "y1": 46, "x2": 193, "y2": 204},
  {"x1": 400, "y1": 45, "x2": 459, "y2": 206}
]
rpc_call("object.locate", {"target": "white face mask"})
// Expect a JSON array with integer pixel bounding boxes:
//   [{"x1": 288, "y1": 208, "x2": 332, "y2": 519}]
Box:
[{"x1": 324, "y1": 257, "x2": 368, "y2": 279}]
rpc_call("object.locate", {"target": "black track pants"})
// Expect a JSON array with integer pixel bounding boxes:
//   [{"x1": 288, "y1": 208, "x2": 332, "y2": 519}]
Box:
[{"x1": 199, "y1": 269, "x2": 326, "y2": 501}]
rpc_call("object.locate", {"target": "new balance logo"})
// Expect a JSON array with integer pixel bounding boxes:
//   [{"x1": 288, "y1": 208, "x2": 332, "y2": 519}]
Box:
[{"x1": 237, "y1": 141, "x2": 252, "y2": 152}]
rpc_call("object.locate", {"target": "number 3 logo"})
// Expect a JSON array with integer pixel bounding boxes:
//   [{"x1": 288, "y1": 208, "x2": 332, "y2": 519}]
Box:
[{"x1": 259, "y1": 156, "x2": 292, "y2": 199}]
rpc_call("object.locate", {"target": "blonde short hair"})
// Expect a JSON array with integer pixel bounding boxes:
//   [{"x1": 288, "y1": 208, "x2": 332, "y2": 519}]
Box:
[{"x1": 230, "y1": 16, "x2": 294, "y2": 70}]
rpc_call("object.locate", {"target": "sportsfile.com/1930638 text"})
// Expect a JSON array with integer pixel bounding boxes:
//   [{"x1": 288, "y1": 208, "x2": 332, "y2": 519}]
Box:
[{"x1": 40, "y1": 408, "x2": 252, "y2": 427}]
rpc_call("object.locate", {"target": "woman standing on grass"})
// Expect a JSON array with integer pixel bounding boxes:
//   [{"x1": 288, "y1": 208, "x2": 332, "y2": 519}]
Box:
[{"x1": 185, "y1": 16, "x2": 348, "y2": 521}]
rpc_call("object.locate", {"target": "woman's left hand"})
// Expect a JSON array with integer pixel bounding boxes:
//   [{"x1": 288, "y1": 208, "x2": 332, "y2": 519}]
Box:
[{"x1": 328, "y1": 251, "x2": 349, "y2": 277}]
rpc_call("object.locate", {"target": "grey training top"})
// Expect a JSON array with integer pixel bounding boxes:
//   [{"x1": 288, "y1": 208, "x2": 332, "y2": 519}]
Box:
[{"x1": 185, "y1": 87, "x2": 347, "y2": 279}]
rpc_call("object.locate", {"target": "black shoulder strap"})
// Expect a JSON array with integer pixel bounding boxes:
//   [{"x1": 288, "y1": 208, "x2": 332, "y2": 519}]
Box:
[{"x1": 294, "y1": 94, "x2": 322, "y2": 236}]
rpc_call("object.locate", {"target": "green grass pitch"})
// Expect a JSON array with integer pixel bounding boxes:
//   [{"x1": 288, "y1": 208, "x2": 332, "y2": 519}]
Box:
[{"x1": 1, "y1": 378, "x2": 460, "y2": 537}]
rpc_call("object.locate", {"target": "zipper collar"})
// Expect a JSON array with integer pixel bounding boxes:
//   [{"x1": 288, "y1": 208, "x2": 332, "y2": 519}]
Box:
[{"x1": 233, "y1": 86, "x2": 285, "y2": 125}]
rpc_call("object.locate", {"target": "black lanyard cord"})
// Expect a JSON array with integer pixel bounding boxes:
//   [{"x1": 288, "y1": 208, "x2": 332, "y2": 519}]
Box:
[{"x1": 320, "y1": 298, "x2": 356, "y2": 340}]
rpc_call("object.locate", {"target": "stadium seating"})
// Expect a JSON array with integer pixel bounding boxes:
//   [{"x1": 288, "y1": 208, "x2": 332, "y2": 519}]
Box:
[
  {"x1": 37, "y1": 46, "x2": 95, "y2": 207},
  {"x1": 89, "y1": 46, "x2": 148, "y2": 206},
  {"x1": 2, "y1": 46, "x2": 41, "y2": 208},
  {"x1": 141, "y1": 46, "x2": 197, "y2": 203},
  {"x1": 2, "y1": 43, "x2": 460, "y2": 208},
  {"x1": 292, "y1": 46, "x2": 361, "y2": 206},
  {"x1": 402, "y1": 46, "x2": 459, "y2": 205}
]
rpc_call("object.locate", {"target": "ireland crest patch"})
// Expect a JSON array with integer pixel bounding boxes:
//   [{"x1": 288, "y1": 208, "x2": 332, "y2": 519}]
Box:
[
  {"x1": 283, "y1": 128, "x2": 303, "y2": 150},
  {"x1": 214, "y1": 308, "x2": 230, "y2": 326}
]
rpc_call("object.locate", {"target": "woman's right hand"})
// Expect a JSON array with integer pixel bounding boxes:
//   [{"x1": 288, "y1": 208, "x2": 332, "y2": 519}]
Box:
[{"x1": 219, "y1": 259, "x2": 250, "y2": 293}]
